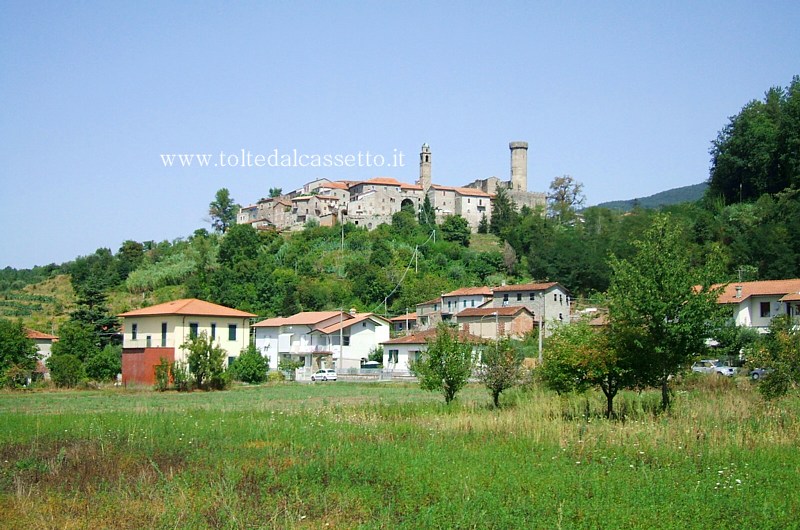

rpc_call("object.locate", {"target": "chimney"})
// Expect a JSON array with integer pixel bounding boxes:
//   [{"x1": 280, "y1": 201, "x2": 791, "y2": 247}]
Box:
[{"x1": 735, "y1": 286, "x2": 742, "y2": 299}]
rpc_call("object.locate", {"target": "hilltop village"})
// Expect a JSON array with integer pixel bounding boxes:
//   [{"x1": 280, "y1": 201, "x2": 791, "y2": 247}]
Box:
[{"x1": 236, "y1": 142, "x2": 547, "y2": 232}]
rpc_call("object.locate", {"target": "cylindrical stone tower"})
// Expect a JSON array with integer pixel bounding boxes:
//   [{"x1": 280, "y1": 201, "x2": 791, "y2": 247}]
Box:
[
  {"x1": 509, "y1": 141, "x2": 528, "y2": 191},
  {"x1": 419, "y1": 143, "x2": 432, "y2": 191}
]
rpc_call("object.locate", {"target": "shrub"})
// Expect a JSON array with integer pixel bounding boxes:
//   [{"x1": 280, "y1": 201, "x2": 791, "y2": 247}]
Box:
[
  {"x1": 181, "y1": 332, "x2": 228, "y2": 391},
  {"x1": 267, "y1": 371, "x2": 285, "y2": 382},
  {"x1": 154, "y1": 358, "x2": 170, "y2": 391},
  {"x1": 47, "y1": 354, "x2": 86, "y2": 388},
  {"x1": 172, "y1": 361, "x2": 191, "y2": 392},
  {"x1": 229, "y1": 345, "x2": 269, "y2": 384},
  {"x1": 85, "y1": 344, "x2": 121, "y2": 382}
]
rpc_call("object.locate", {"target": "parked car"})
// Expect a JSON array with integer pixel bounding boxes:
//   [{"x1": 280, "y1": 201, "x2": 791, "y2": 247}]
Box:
[
  {"x1": 691, "y1": 360, "x2": 739, "y2": 377},
  {"x1": 749, "y1": 368, "x2": 772, "y2": 381},
  {"x1": 311, "y1": 369, "x2": 337, "y2": 382}
]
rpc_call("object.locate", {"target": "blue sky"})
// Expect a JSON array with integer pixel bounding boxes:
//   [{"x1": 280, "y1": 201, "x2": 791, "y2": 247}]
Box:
[{"x1": 1, "y1": 1, "x2": 798, "y2": 268}]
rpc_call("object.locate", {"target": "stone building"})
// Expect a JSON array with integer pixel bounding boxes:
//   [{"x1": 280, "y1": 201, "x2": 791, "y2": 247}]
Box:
[{"x1": 237, "y1": 141, "x2": 546, "y2": 232}]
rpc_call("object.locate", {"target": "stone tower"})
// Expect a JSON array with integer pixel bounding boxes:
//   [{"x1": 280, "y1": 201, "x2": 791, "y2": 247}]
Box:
[
  {"x1": 419, "y1": 143, "x2": 432, "y2": 191},
  {"x1": 509, "y1": 141, "x2": 528, "y2": 191}
]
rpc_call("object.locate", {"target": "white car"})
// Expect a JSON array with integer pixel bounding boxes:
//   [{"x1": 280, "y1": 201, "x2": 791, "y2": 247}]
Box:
[
  {"x1": 691, "y1": 359, "x2": 738, "y2": 377},
  {"x1": 311, "y1": 369, "x2": 337, "y2": 382}
]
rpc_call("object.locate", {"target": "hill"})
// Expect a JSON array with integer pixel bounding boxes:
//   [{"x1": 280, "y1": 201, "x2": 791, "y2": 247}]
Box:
[{"x1": 594, "y1": 182, "x2": 708, "y2": 211}]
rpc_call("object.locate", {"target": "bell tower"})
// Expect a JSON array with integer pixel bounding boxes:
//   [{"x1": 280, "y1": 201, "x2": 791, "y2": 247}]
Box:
[{"x1": 418, "y1": 143, "x2": 432, "y2": 191}]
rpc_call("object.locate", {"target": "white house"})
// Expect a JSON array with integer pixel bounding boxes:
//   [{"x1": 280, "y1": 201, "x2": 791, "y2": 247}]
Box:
[
  {"x1": 716, "y1": 279, "x2": 800, "y2": 332},
  {"x1": 253, "y1": 310, "x2": 390, "y2": 372},
  {"x1": 382, "y1": 328, "x2": 483, "y2": 373},
  {"x1": 118, "y1": 298, "x2": 256, "y2": 385}
]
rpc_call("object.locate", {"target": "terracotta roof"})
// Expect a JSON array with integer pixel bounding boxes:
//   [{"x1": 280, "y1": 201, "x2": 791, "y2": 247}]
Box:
[
  {"x1": 382, "y1": 327, "x2": 484, "y2": 345},
  {"x1": 273, "y1": 199, "x2": 292, "y2": 207},
  {"x1": 417, "y1": 297, "x2": 441, "y2": 306},
  {"x1": 119, "y1": 299, "x2": 256, "y2": 318},
  {"x1": 316, "y1": 195, "x2": 340, "y2": 201},
  {"x1": 389, "y1": 312, "x2": 417, "y2": 322},
  {"x1": 492, "y1": 282, "x2": 561, "y2": 293},
  {"x1": 431, "y1": 185, "x2": 457, "y2": 192},
  {"x1": 25, "y1": 328, "x2": 58, "y2": 340},
  {"x1": 456, "y1": 306, "x2": 534, "y2": 318},
  {"x1": 358, "y1": 177, "x2": 402, "y2": 187},
  {"x1": 715, "y1": 279, "x2": 800, "y2": 304},
  {"x1": 780, "y1": 293, "x2": 800, "y2": 302},
  {"x1": 454, "y1": 187, "x2": 491, "y2": 197},
  {"x1": 315, "y1": 313, "x2": 389, "y2": 334},
  {"x1": 319, "y1": 181, "x2": 349, "y2": 190},
  {"x1": 292, "y1": 196, "x2": 313, "y2": 202},
  {"x1": 443, "y1": 286, "x2": 492, "y2": 297},
  {"x1": 400, "y1": 183, "x2": 423, "y2": 190},
  {"x1": 252, "y1": 311, "x2": 347, "y2": 328}
]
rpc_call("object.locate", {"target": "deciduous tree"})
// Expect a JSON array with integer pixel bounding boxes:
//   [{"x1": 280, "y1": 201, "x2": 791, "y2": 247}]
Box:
[
  {"x1": 478, "y1": 338, "x2": 523, "y2": 407},
  {"x1": 182, "y1": 332, "x2": 229, "y2": 390},
  {"x1": 607, "y1": 214, "x2": 725, "y2": 410},
  {"x1": 409, "y1": 324, "x2": 476, "y2": 404},
  {"x1": 209, "y1": 188, "x2": 238, "y2": 233}
]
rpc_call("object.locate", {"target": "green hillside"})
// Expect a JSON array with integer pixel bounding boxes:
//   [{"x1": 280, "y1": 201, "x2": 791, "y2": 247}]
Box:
[{"x1": 595, "y1": 182, "x2": 708, "y2": 211}]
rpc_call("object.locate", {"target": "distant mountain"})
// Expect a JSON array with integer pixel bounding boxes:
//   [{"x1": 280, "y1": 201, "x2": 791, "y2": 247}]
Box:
[{"x1": 594, "y1": 182, "x2": 708, "y2": 211}]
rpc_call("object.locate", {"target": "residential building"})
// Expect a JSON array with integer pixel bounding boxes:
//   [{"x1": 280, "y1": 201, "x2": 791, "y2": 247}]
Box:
[
  {"x1": 456, "y1": 306, "x2": 536, "y2": 340},
  {"x1": 118, "y1": 299, "x2": 256, "y2": 385},
  {"x1": 716, "y1": 279, "x2": 800, "y2": 331},
  {"x1": 389, "y1": 312, "x2": 417, "y2": 334},
  {"x1": 237, "y1": 141, "x2": 546, "y2": 232},
  {"x1": 382, "y1": 328, "x2": 483, "y2": 373},
  {"x1": 415, "y1": 297, "x2": 442, "y2": 330},
  {"x1": 253, "y1": 310, "x2": 390, "y2": 372},
  {"x1": 490, "y1": 282, "x2": 570, "y2": 335},
  {"x1": 24, "y1": 328, "x2": 58, "y2": 362}
]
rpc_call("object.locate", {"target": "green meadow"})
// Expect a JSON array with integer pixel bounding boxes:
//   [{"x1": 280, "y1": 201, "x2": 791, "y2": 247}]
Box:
[{"x1": 1, "y1": 379, "x2": 798, "y2": 529}]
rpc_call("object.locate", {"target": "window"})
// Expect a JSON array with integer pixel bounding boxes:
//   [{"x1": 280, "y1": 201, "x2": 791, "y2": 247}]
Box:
[
  {"x1": 131, "y1": 323, "x2": 138, "y2": 341},
  {"x1": 471, "y1": 300, "x2": 475, "y2": 307},
  {"x1": 517, "y1": 293, "x2": 522, "y2": 301},
  {"x1": 189, "y1": 323, "x2": 199, "y2": 339},
  {"x1": 146, "y1": 336, "x2": 152, "y2": 347},
  {"x1": 559, "y1": 295, "x2": 563, "y2": 304},
  {"x1": 554, "y1": 294, "x2": 558, "y2": 301},
  {"x1": 228, "y1": 324, "x2": 237, "y2": 341},
  {"x1": 448, "y1": 301, "x2": 452, "y2": 312},
  {"x1": 228, "y1": 356, "x2": 236, "y2": 367},
  {"x1": 463, "y1": 300, "x2": 467, "y2": 308},
  {"x1": 530, "y1": 293, "x2": 535, "y2": 300},
  {"x1": 343, "y1": 336, "x2": 350, "y2": 346},
  {"x1": 760, "y1": 302, "x2": 770, "y2": 318},
  {"x1": 559, "y1": 313, "x2": 563, "y2": 321},
  {"x1": 389, "y1": 349, "x2": 399, "y2": 363},
  {"x1": 503, "y1": 294, "x2": 509, "y2": 302},
  {"x1": 161, "y1": 322, "x2": 167, "y2": 347},
  {"x1": 211, "y1": 323, "x2": 216, "y2": 340}
]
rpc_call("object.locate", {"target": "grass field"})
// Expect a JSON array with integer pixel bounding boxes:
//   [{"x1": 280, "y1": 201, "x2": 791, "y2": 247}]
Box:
[{"x1": 1, "y1": 379, "x2": 798, "y2": 529}]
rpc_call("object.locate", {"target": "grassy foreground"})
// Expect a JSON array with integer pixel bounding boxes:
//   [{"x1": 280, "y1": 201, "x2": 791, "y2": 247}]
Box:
[{"x1": 1, "y1": 379, "x2": 798, "y2": 529}]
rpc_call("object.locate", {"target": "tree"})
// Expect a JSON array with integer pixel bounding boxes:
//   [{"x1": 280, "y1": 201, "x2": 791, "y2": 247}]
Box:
[
  {"x1": 182, "y1": 332, "x2": 228, "y2": 390},
  {"x1": 440, "y1": 215, "x2": 471, "y2": 247},
  {"x1": 419, "y1": 194, "x2": 436, "y2": 228},
  {"x1": 47, "y1": 354, "x2": 85, "y2": 388},
  {"x1": 409, "y1": 324, "x2": 476, "y2": 404},
  {"x1": 229, "y1": 344, "x2": 269, "y2": 384},
  {"x1": 209, "y1": 188, "x2": 237, "y2": 233},
  {"x1": 0, "y1": 319, "x2": 39, "y2": 386},
  {"x1": 85, "y1": 344, "x2": 121, "y2": 382},
  {"x1": 269, "y1": 187, "x2": 283, "y2": 198},
  {"x1": 490, "y1": 186, "x2": 517, "y2": 237},
  {"x1": 541, "y1": 321, "x2": 633, "y2": 418},
  {"x1": 607, "y1": 214, "x2": 724, "y2": 410},
  {"x1": 750, "y1": 315, "x2": 800, "y2": 399},
  {"x1": 478, "y1": 338, "x2": 523, "y2": 407},
  {"x1": 116, "y1": 240, "x2": 144, "y2": 281},
  {"x1": 477, "y1": 214, "x2": 489, "y2": 234},
  {"x1": 51, "y1": 321, "x2": 99, "y2": 363},
  {"x1": 548, "y1": 175, "x2": 585, "y2": 223},
  {"x1": 69, "y1": 283, "x2": 120, "y2": 348},
  {"x1": 708, "y1": 77, "x2": 800, "y2": 204}
]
